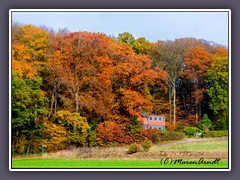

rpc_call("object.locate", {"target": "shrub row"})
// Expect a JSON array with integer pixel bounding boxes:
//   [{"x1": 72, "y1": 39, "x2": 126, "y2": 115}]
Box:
[{"x1": 159, "y1": 131, "x2": 185, "y2": 141}]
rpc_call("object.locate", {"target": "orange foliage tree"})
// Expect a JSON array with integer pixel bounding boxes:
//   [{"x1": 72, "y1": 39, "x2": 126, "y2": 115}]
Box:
[
  {"x1": 96, "y1": 120, "x2": 124, "y2": 146},
  {"x1": 181, "y1": 47, "x2": 213, "y2": 124},
  {"x1": 47, "y1": 32, "x2": 115, "y2": 121}
]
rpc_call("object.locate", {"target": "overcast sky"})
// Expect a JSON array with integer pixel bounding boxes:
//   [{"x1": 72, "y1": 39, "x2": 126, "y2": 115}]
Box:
[{"x1": 12, "y1": 11, "x2": 229, "y2": 47}]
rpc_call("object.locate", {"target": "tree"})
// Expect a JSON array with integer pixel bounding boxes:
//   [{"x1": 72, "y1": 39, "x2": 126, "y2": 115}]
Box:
[
  {"x1": 12, "y1": 44, "x2": 36, "y2": 78},
  {"x1": 54, "y1": 110, "x2": 90, "y2": 146},
  {"x1": 198, "y1": 114, "x2": 212, "y2": 131},
  {"x1": 151, "y1": 40, "x2": 185, "y2": 127},
  {"x1": 96, "y1": 120, "x2": 124, "y2": 146},
  {"x1": 41, "y1": 121, "x2": 67, "y2": 152},
  {"x1": 12, "y1": 24, "x2": 50, "y2": 155},
  {"x1": 110, "y1": 42, "x2": 167, "y2": 123},
  {"x1": 132, "y1": 37, "x2": 153, "y2": 55},
  {"x1": 117, "y1": 32, "x2": 135, "y2": 47},
  {"x1": 207, "y1": 56, "x2": 228, "y2": 129},
  {"x1": 12, "y1": 72, "x2": 49, "y2": 154},
  {"x1": 47, "y1": 32, "x2": 115, "y2": 121},
  {"x1": 12, "y1": 25, "x2": 49, "y2": 79},
  {"x1": 181, "y1": 47, "x2": 213, "y2": 124},
  {"x1": 16, "y1": 25, "x2": 48, "y2": 62},
  {"x1": 212, "y1": 46, "x2": 228, "y2": 58}
]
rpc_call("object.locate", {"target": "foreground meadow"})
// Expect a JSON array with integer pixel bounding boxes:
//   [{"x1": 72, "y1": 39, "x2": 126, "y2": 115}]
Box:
[
  {"x1": 12, "y1": 137, "x2": 228, "y2": 169},
  {"x1": 12, "y1": 159, "x2": 228, "y2": 169}
]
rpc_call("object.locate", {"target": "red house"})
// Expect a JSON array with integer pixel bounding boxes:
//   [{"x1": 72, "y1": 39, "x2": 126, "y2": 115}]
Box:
[{"x1": 131, "y1": 110, "x2": 166, "y2": 131}]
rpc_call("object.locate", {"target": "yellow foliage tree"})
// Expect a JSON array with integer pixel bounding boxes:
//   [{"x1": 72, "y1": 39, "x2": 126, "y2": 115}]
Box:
[
  {"x1": 54, "y1": 110, "x2": 90, "y2": 146},
  {"x1": 41, "y1": 121, "x2": 67, "y2": 152}
]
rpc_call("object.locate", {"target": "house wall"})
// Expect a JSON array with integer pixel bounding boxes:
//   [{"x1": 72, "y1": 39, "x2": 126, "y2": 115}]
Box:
[
  {"x1": 149, "y1": 125, "x2": 165, "y2": 131},
  {"x1": 142, "y1": 124, "x2": 165, "y2": 131},
  {"x1": 148, "y1": 115, "x2": 166, "y2": 122},
  {"x1": 141, "y1": 114, "x2": 166, "y2": 131}
]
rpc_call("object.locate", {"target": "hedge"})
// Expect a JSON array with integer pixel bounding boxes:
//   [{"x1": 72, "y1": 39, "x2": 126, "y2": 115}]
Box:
[{"x1": 204, "y1": 130, "x2": 228, "y2": 137}]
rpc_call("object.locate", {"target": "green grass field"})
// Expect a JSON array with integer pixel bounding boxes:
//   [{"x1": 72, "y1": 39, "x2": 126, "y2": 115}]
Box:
[{"x1": 12, "y1": 159, "x2": 228, "y2": 169}]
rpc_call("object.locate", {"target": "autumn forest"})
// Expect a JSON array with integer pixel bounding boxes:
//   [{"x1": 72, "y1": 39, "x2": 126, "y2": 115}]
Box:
[{"x1": 12, "y1": 23, "x2": 229, "y2": 155}]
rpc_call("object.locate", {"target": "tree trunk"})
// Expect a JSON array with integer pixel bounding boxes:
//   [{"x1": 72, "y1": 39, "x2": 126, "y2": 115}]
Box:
[
  {"x1": 54, "y1": 92, "x2": 57, "y2": 114},
  {"x1": 199, "y1": 102, "x2": 202, "y2": 121},
  {"x1": 49, "y1": 83, "x2": 56, "y2": 118},
  {"x1": 173, "y1": 83, "x2": 176, "y2": 127},
  {"x1": 34, "y1": 103, "x2": 38, "y2": 123},
  {"x1": 75, "y1": 85, "x2": 79, "y2": 112},
  {"x1": 26, "y1": 146, "x2": 30, "y2": 155},
  {"x1": 54, "y1": 82, "x2": 60, "y2": 114},
  {"x1": 195, "y1": 103, "x2": 198, "y2": 125},
  {"x1": 169, "y1": 86, "x2": 172, "y2": 124},
  {"x1": 181, "y1": 91, "x2": 187, "y2": 115},
  {"x1": 75, "y1": 32, "x2": 81, "y2": 113}
]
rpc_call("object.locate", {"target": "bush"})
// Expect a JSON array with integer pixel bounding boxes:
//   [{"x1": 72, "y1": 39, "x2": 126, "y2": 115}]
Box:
[
  {"x1": 141, "y1": 138, "x2": 152, "y2": 152},
  {"x1": 141, "y1": 128, "x2": 160, "y2": 144},
  {"x1": 204, "y1": 130, "x2": 228, "y2": 137},
  {"x1": 183, "y1": 127, "x2": 201, "y2": 137},
  {"x1": 127, "y1": 142, "x2": 140, "y2": 154},
  {"x1": 96, "y1": 120, "x2": 124, "y2": 146}
]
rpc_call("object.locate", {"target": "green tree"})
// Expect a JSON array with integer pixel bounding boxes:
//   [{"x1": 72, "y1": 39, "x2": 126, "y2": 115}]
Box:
[
  {"x1": 198, "y1": 114, "x2": 212, "y2": 131},
  {"x1": 12, "y1": 72, "x2": 49, "y2": 154},
  {"x1": 126, "y1": 115, "x2": 143, "y2": 140},
  {"x1": 207, "y1": 56, "x2": 228, "y2": 129},
  {"x1": 117, "y1": 32, "x2": 135, "y2": 47}
]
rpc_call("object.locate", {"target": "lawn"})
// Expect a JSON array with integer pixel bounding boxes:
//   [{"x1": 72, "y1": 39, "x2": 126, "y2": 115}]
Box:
[{"x1": 12, "y1": 159, "x2": 228, "y2": 169}]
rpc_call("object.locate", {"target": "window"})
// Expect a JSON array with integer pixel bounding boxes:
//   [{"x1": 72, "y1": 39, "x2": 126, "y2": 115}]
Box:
[
  {"x1": 160, "y1": 126, "x2": 165, "y2": 131},
  {"x1": 149, "y1": 117, "x2": 152, "y2": 121},
  {"x1": 154, "y1": 117, "x2": 157, "y2": 121},
  {"x1": 159, "y1": 117, "x2": 162, "y2": 121}
]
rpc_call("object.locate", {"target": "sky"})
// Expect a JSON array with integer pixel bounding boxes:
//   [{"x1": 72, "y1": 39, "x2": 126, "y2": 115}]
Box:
[{"x1": 12, "y1": 11, "x2": 229, "y2": 47}]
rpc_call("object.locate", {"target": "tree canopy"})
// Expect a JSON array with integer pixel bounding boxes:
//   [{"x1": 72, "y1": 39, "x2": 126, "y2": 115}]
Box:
[{"x1": 11, "y1": 24, "x2": 229, "y2": 154}]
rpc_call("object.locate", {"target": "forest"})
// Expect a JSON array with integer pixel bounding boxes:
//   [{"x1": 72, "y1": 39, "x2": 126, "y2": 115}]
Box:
[{"x1": 11, "y1": 23, "x2": 229, "y2": 155}]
